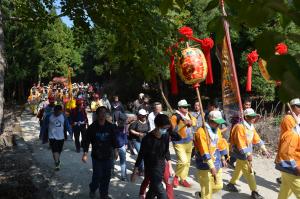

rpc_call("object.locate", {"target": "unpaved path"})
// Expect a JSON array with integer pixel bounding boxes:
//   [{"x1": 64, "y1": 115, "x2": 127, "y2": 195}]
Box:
[{"x1": 20, "y1": 109, "x2": 295, "y2": 199}]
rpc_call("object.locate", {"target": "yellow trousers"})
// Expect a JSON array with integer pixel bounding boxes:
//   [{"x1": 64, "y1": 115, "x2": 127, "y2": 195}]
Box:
[
  {"x1": 173, "y1": 141, "x2": 193, "y2": 180},
  {"x1": 229, "y1": 159, "x2": 257, "y2": 191},
  {"x1": 197, "y1": 169, "x2": 223, "y2": 199},
  {"x1": 278, "y1": 172, "x2": 300, "y2": 199}
]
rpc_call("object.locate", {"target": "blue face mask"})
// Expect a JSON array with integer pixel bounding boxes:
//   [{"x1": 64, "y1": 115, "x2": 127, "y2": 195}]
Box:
[{"x1": 159, "y1": 128, "x2": 168, "y2": 135}]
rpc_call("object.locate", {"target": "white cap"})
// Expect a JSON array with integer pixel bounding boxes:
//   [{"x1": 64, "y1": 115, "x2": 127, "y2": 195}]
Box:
[
  {"x1": 244, "y1": 108, "x2": 257, "y2": 117},
  {"x1": 138, "y1": 109, "x2": 148, "y2": 116},
  {"x1": 208, "y1": 110, "x2": 226, "y2": 124},
  {"x1": 290, "y1": 98, "x2": 300, "y2": 106},
  {"x1": 178, "y1": 99, "x2": 190, "y2": 107},
  {"x1": 139, "y1": 93, "x2": 144, "y2": 98}
]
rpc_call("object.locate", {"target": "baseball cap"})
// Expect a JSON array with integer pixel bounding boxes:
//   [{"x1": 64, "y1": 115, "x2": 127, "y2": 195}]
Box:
[
  {"x1": 244, "y1": 108, "x2": 257, "y2": 117},
  {"x1": 209, "y1": 110, "x2": 226, "y2": 124},
  {"x1": 138, "y1": 109, "x2": 148, "y2": 116},
  {"x1": 290, "y1": 98, "x2": 300, "y2": 106},
  {"x1": 178, "y1": 99, "x2": 190, "y2": 107}
]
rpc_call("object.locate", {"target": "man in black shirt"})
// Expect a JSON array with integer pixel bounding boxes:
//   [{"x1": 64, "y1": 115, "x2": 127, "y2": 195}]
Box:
[
  {"x1": 131, "y1": 114, "x2": 179, "y2": 199},
  {"x1": 82, "y1": 106, "x2": 119, "y2": 199}
]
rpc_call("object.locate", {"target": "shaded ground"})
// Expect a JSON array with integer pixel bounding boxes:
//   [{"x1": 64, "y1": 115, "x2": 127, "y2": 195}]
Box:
[{"x1": 5, "y1": 108, "x2": 296, "y2": 199}]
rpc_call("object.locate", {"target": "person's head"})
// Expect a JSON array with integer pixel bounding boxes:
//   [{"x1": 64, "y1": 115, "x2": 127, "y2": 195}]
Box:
[
  {"x1": 244, "y1": 108, "x2": 257, "y2": 124},
  {"x1": 208, "y1": 99, "x2": 219, "y2": 112},
  {"x1": 208, "y1": 110, "x2": 226, "y2": 129},
  {"x1": 48, "y1": 96, "x2": 55, "y2": 105},
  {"x1": 103, "y1": 94, "x2": 107, "y2": 100},
  {"x1": 94, "y1": 93, "x2": 99, "y2": 100},
  {"x1": 96, "y1": 106, "x2": 108, "y2": 121},
  {"x1": 138, "y1": 109, "x2": 148, "y2": 122},
  {"x1": 178, "y1": 99, "x2": 190, "y2": 114},
  {"x1": 143, "y1": 95, "x2": 150, "y2": 104},
  {"x1": 54, "y1": 105, "x2": 63, "y2": 116},
  {"x1": 154, "y1": 114, "x2": 171, "y2": 136},
  {"x1": 76, "y1": 99, "x2": 84, "y2": 108},
  {"x1": 113, "y1": 95, "x2": 119, "y2": 102},
  {"x1": 153, "y1": 102, "x2": 162, "y2": 114},
  {"x1": 290, "y1": 98, "x2": 300, "y2": 115},
  {"x1": 194, "y1": 101, "x2": 200, "y2": 112},
  {"x1": 243, "y1": 97, "x2": 252, "y2": 110},
  {"x1": 139, "y1": 93, "x2": 144, "y2": 100}
]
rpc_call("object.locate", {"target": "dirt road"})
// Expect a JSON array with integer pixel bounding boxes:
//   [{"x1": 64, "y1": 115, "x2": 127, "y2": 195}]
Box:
[{"x1": 19, "y1": 109, "x2": 294, "y2": 199}]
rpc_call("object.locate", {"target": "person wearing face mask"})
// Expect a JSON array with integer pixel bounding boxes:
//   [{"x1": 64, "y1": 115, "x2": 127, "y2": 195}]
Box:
[
  {"x1": 100, "y1": 94, "x2": 111, "y2": 112},
  {"x1": 225, "y1": 108, "x2": 271, "y2": 199},
  {"x1": 194, "y1": 110, "x2": 228, "y2": 199},
  {"x1": 131, "y1": 114, "x2": 179, "y2": 199},
  {"x1": 129, "y1": 109, "x2": 150, "y2": 175},
  {"x1": 275, "y1": 98, "x2": 300, "y2": 184}
]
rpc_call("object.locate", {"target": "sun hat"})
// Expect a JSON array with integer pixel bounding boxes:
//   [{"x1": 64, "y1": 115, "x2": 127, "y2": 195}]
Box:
[
  {"x1": 290, "y1": 98, "x2": 300, "y2": 106},
  {"x1": 138, "y1": 109, "x2": 148, "y2": 116},
  {"x1": 209, "y1": 110, "x2": 226, "y2": 124},
  {"x1": 178, "y1": 99, "x2": 190, "y2": 107},
  {"x1": 244, "y1": 108, "x2": 257, "y2": 117}
]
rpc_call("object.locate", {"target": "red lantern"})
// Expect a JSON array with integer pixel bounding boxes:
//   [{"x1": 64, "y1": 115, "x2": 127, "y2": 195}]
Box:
[{"x1": 177, "y1": 46, "x2": 208, "y2": 85}]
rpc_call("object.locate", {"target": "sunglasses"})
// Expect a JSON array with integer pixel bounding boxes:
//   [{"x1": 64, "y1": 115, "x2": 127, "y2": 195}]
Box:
[
  {"x1": 296, "y1": 104, "x2": 300, "y2": 108},
  {"x1": 180, "y1": 106, "x2": 189, "y2": 109}
]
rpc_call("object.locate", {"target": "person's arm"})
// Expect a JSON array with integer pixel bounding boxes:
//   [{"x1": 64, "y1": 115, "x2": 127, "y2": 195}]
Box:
[
  {"x1": 129, "y1": 122, "x2": 143, "y2": 137},
  {"x1": 135, "y1": 137, "x2": 146, "y2": 168},
  {"x1": 82, "y1": 126, "x2": 92, "y2": 162},
  {"x1": 64, "y1": 115, "x2": 72, "y2": 134}
]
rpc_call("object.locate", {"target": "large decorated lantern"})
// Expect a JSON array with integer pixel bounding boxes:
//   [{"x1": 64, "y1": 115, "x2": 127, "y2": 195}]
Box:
[
  {"x1": 167, "y1": 26, "x2": 214, "y2": 95},
  {"x1": 177, "y1": 46, "x2": 208, "y2": 85}
]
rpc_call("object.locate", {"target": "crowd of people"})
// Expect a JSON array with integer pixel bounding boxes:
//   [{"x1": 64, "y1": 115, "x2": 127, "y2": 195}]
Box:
[{"x1": 27, "y1": 82, "x2": 300, "y2": 199}]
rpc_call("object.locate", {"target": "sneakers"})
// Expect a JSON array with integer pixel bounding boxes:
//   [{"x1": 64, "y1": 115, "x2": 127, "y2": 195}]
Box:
[
  {"x1": 195, "y1": 191, "x2": 201, "y2": 199},
  {"x1": 55, "y1": 161, "x2": 61, "y2": 171},
  {"x1": 251, "y1": 191, "x2": 264, "y2": 199},
  {"x1": 173, "y1": 176, "x2": 179, "y2": 187},
  {"x1": 89, "y1": 191, "x2": 95, "y2": 199},
  {"x1": 224, "y1": 183, "x2": 240, "y2": 192},
  {"x1": 276, "y1": 177, "x2": 282, "y2": 184},
  {"x1": 180, "y1": 180, "x2": 191, "y2": 188}
]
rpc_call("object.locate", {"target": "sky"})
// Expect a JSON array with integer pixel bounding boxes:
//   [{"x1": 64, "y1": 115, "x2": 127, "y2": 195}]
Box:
[{"x1": 54, "y1": 0, "x2": 73, "y2": 27}]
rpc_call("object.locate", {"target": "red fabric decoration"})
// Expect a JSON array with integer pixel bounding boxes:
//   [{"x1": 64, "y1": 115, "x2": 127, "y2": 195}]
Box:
[
  {"x1": 201, "y1": 38, "x2": 214, "y2": 84},
  {"x1": 246, "y1": 50, "x2": 259, "y2": 92},
  {"x1": 169, "y1": 55, "x2": 178, "y2": 95},
  {"x1": 178, "y1": 26, "x2": 193, "y2": 38},
  {"x1": 275, "y1": 43, "x2": 288, "y2": 55}
]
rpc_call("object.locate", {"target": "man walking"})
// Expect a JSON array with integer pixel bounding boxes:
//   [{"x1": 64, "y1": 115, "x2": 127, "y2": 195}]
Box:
[
  {"x1": 171, "y1": 99, "x2": 196, "y2": 188},
  {"x1": 42, "y1": 105, "x2": 72, "y2": 170},
  {"x1": 82, "y1": 106, "x2": 120, "y2": 199}
]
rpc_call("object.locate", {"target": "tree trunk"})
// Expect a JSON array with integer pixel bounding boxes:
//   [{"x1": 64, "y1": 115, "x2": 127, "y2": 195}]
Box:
[
  {"x1": 0, "y1": 7, "x2": 6, "y2": 133},
  {"x1": 158, "y1": 77, "x2": 173, "y2": 113}
]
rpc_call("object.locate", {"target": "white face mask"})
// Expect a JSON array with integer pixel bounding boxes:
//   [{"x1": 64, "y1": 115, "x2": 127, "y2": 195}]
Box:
[{"x1": 159, "y1": 128, "x2": 168, "y2": 135}]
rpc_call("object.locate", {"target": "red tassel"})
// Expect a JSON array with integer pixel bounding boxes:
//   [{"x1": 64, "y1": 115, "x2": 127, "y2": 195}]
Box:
[
  {"x1": 246, "y1": 50, "x2": 258, "y2": 92},
  {"x1": 275, "y1": 43, "x2": 288, "y2": 55},
  {"x1": 246, "y1": 65, "x2": 252, "y2": 92},
  {"x1": 201, "y1": 38, "x2": 214, "y2": 85},
  {"x1": 169, "y1": 55, "x2": 178, "y2": 95}
]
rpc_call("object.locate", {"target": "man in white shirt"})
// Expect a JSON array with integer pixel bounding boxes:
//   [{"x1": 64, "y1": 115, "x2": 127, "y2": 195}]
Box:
[
  {"x1": 43, "y1": 105, "x2": 72, "y2": 170},
  {"x1": 148, "y1": 102, "x2": 163, "y2": 131}
]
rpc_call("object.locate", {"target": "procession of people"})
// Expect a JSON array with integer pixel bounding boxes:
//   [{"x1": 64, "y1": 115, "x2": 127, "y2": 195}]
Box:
[{"x1": 26, "y1": 81, "x2": 300, "y2": 199}]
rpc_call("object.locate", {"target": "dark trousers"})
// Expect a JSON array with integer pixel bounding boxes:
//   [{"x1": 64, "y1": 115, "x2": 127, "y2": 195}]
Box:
[
  {"x1": 145, "y1": 168, "x2": 167, "y2": 199},
  {"x1": 90, "y1": 158, "x2": 112, "y2": 198},
  {"x1": 73, "y1": 125, "x2": 86, "y2": 150}
]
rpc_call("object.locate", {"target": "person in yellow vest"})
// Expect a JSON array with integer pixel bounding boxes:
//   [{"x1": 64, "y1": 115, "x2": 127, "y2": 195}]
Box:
[
  {"x1": 225, "y1": 108, "x2": 270, "y2": 199},
  {"x1": 194, "y1": 110, "x2": 228, "y2": 199},
  {"x1": 276, "y1": 122, "x2": 300, "y2": 199},
  {"x1": 91, "y1": 94, "x2": 103, "y2": 122},
  {"x1": 171, "y1": 99, "x2": 196, "y2": 188},
  {"x1": 276, "y1": 98, "x2": 300, "y2": 184}
]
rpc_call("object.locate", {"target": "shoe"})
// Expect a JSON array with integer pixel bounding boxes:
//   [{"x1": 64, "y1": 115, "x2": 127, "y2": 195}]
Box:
[
  {"x1": 139, "y1": 194, "x2": 146, "y2": 199},
  {"x1": 173, "y1": 176, "x2": 179, "y2": 188},
  {"x1": 224, "y1": 183, "x2": 240, "y2": 192},
  {"x1": 55, "y1": 161, "x2": 61, "y2": 171},
  {"x1": 276, "y1": 177, "x2": 282, "y2": 184},
  {"x1": 195, "y1": 191, "x2": 201, "y2": 199},
  {"x1": 89, "y1": 191, "x2": 95, "y2": 199},
  {"x1": 251, "y1": 191, "x2": 264, "y2": 199},
  {"x1": 180, "y1": 180, "x2": 191, "y2": 188}
]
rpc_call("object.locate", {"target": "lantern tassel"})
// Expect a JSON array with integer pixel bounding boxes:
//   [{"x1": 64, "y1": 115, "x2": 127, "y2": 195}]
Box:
[
  {"x1": 169, "y1": 55, "x2": 178, "y2": 95},
  {"x1": 246, "y1": 65, "x2": 252, "y2": 92}
]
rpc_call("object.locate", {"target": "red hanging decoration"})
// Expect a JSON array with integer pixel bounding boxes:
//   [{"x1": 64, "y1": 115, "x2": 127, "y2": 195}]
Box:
[
  {"x1": 246, "y1": 50, "x2": 259, "y2": 92},
  {"x1": 178, "y1": 26, "x2": 193, "y2": 38},
  {"x1": 275, "y1": 43, "x2": 288, "y2": 55},
  {"x1": 200, "y1": 38, "x2": 214, "y2": 84},
  {"x1": 169, "y1": 55, "x2": 178, "y2": 95}
]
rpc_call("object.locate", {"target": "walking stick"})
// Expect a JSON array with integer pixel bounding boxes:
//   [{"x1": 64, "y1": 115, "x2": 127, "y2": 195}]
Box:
[{"x1": 194, "y1": 83, "x2": 217, "y2": 184}]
